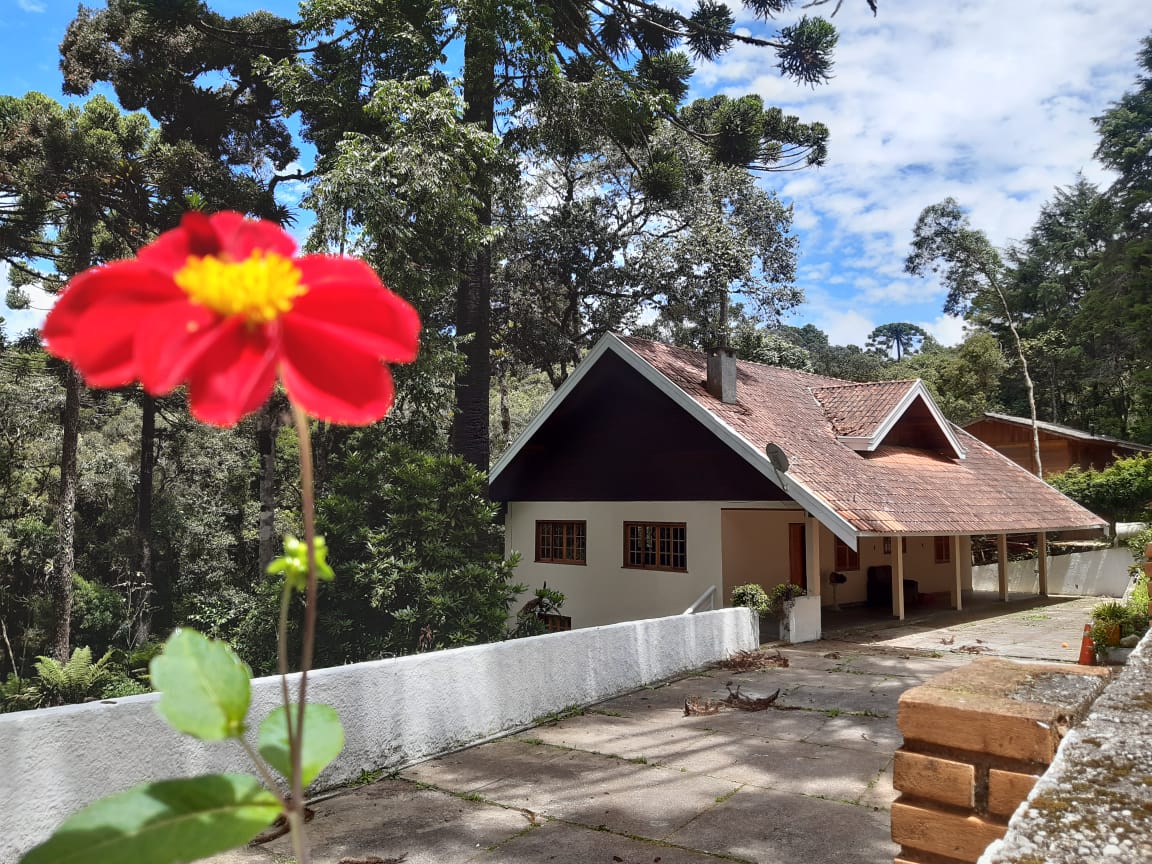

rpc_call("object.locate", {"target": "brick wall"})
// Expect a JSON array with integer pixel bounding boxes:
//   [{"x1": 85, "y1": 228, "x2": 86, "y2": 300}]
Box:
[{"x1": 892, "y1": 657, "x2": 1110, "y2": 864}]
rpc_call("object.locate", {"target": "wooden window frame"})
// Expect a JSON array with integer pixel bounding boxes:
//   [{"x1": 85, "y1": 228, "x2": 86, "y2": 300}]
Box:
[
  {"x1": 535, "y1": 520, "x2": 587, "y2": 565},
  {"x1": 934, "y1": 535, "x2": 952, "y2": 564},
  {"x1": 883, "y1": 537, "x2": 908, "y2": 555},
  {"x1": 834, "y1": 537, "x2": 860, "y2": 571},
  {"x1": 623, "y1": 521, "x2": 688, "y2": 572}
]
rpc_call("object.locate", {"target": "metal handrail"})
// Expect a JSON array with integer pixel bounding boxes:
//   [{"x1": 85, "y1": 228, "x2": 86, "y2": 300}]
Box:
[{"x1": 684, "y1": 585, "x2": 717, "y2": 614}]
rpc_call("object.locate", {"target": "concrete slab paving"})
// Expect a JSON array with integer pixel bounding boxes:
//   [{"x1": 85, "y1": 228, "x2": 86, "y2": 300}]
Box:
[
  {"x1": 485, "y1": 819, "x2": 737, "y2": 863},
  {"x1": 658, "y1": 734, "x2": 893, "y2": 800},
  {"x1": 208, "y1": 779, "x2": 531, "y2": 864},
  {"x1": 208, "y1": 596, "x2": 1098, "y2": 864},
  {"x1": 665, "y1": 785, "x2": 895, "y2": 864}
]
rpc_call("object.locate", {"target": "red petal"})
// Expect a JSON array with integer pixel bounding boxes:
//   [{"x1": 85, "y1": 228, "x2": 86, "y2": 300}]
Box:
[
  {"x1": 289, "y1": 256, "x2": 421, "y2": 361},
  {"x1": 138, "y1": 211, "x2": 296, "y2": 272},
  {"x1": 134, "y1": 301, "x2": 221, "y2": 394},
  {"x1": 42, "y1": 261, "x2": 182, "y2": 387},
  {"x1": 278, "y1": 318, "x2": 397, "y2": 424},
  {"x1": 218, "y1": 214, "x2": 297, "y2": 261},
  {"x1": 184, "y1": 319, "x2": 278, "y2": 426}
]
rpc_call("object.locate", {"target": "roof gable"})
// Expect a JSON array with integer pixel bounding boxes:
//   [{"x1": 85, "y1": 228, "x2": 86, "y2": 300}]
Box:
[{"x1": 813, "y1": 380, "x2": 966, "y2": 460}]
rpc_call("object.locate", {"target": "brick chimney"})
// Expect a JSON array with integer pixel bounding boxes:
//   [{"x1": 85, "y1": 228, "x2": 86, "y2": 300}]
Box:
[{"x1": 706, "y1": 347, "x2": 737, "y2": 404}]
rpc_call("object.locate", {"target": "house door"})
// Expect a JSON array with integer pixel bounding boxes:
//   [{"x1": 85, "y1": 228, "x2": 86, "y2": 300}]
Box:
[{"x1": 788, "y1": 523, "x2": 806, "y2": 587}]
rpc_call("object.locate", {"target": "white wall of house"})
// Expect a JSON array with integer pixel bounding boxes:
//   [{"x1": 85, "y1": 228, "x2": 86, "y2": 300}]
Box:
[
  {"x1": 507, "y1": 500, "x2": 790, "y2": 628},
  {"x1": 507, "y1": 501, "x2": 978, "y2": 626},
  {"x1": 0, "y1": 608, "x2": 757, "y2": 862}
]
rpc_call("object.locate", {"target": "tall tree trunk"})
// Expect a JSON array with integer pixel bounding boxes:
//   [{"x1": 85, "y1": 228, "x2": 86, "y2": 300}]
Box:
[
  {"x1": 133, "y1": 392, "x2": 156, "y2": 645},
  {"x1": 991, "y1": 282, "x2": 1042, "y2": 476},
  {"x1": 50, "y1": 365, "x2": 81, "y2": 661},
  {"x1": 451, "y1": 23, "x2": 497, "y2": 472},
  {"x1": 256, "y1": 401, "x2": 281, "y2": 577}
]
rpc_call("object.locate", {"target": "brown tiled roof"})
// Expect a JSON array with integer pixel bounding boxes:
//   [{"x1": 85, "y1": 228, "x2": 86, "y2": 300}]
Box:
[
  {"x1": 812, "y1": 380, "x2": 917, "y2": 437},
  {"x1": 618, "y1": 336, "x2": 1104, "y2": 535}
]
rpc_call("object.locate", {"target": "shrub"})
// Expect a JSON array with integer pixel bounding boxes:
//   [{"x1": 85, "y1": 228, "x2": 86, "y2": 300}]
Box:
[
  {"x1": 765, "y1": 583, "x2": 806, "y2": 615},
  {"x1": 730, "y1": 584, "x2": 770, "y2": 616}
]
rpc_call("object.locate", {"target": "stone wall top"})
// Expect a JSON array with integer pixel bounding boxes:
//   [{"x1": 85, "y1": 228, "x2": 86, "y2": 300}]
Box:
[{"x1": 979, "y1": 632, "x2": 1152, "y2": 864}]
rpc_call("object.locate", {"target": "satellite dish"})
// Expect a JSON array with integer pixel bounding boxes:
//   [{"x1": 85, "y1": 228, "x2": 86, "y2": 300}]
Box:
[{"x1": 766, "y1": 442, "x2": 790, "y2": 473}]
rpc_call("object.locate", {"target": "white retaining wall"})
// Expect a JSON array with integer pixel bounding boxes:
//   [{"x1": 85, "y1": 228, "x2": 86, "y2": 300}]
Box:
[
  {"x1": 0, "y1": 607, "x2": 756, "y2": 863},
  {"x1": 971, "y1": 547, "x2": 1134, "y2": 598}
]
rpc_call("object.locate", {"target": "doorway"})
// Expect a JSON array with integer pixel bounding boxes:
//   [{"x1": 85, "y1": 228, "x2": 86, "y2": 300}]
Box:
[{"x1": 788, "y1": 523, "x2": 806, "y2": 587}]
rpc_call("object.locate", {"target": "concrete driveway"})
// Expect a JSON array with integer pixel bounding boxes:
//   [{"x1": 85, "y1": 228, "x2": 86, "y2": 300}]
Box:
[{"x1": 212, "y1": 596, "x2": 1098, "y2": 864}]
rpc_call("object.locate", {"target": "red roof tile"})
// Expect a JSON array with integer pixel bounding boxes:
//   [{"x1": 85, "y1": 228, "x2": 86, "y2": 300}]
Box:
[
  {"x1": 618, "y1": 336, "x2": 1104, "y2": 535},
  {"x1": 812, "y1": 380, "x2": 917, "y2": 437}
]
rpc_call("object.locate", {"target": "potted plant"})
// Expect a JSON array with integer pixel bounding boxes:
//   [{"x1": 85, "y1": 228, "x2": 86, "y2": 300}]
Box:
[
  {"x1": 766, "y1": 584, "x2": 808, "y2": 642},
  {"x1": 1092, "y1": 600, "x2": 1128, "y2": 647}
]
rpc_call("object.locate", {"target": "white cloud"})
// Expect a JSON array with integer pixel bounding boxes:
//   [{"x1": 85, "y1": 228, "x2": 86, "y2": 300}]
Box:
[
  {"x1": 804, "y1": 306, "x2": 876, "y2": 347},
  {"x1": 921, "y1": 315, "x2": 967, "y2": 347},
  {"x1": 17, "y1": 0, "x2": 46, "y2": 12},
  {"x1": 700, "y1": 0, "x2": 1149, "y2": 340}
]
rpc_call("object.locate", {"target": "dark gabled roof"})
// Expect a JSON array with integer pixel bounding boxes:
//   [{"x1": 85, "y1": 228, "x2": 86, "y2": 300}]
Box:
[
  {"x1": 490, "y1": 335, "x2": 1106, "y2": 541},
  {"x1": 970, "y1": 413, "x2": 1152, "y2": 452}
]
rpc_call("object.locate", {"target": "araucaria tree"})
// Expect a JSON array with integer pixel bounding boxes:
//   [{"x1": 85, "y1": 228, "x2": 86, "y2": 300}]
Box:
[
  {"x1": 866, "y1": 322, "x2": 929, "y2": 361},
  {"x1": 0, "y1": 94, "x2": 155, "y2": 659}
]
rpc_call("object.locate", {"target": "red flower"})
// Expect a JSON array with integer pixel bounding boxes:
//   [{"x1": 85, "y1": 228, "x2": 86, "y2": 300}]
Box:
[{"x1": 42, "y1": 212, "x2": 420, "y2": 426}]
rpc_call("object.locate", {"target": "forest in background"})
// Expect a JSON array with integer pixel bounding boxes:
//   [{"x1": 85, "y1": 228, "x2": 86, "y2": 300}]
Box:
[{"x1": 1, "y1": 0, "x2": 1151, "y2": 708}]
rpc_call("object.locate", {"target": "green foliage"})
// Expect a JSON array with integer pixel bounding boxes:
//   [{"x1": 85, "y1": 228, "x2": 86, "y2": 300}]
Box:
[
  {"x1": 1048, "y1": 454, "x2": 1152, "y2": 526},
  {"x1": 1128, "y1": 572, "x2": 1149, "y2": 625},
  {"x1": 507, "y1": 584, "x2": 567, "y2": 638},
  {"x1": 311, "y1": 439, "x2": 523, "y2": 665},
  {"x1": 765, "y1": 583, "x2": 806, "y2": 615},
  {"x1": 258, "y1": 704, "x2": 344, "y2": 786},
  {"x1": 730, "y1": 584, "x2": 770, "y2": 616},
  {"x1": 1092, "y1": 600, "x2": 1129, "y2": 624},
  {"x1": 20, "y1": 774, "x2": 281, "y2": 864},
  {"x1": 14, "y1": 647, "x2": 113, "y2": 709},
  {"x1": 1128, "y1": 525, "x2": 1152, "y2": 560},
  {"x1": 71, "y1": 575, "x2": 127, "y2": 650},
  {"x1": 149, "y1": 629, "x2": 252, "y2": 741}
]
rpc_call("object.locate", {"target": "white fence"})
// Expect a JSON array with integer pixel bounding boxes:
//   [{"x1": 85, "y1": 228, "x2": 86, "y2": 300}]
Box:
[
  {"x1": 0, "y1": 607, "x2": 756, "y2": 863},
  {"x1": 971, "y1": 547, "x2": 1135, "y2": 598}
]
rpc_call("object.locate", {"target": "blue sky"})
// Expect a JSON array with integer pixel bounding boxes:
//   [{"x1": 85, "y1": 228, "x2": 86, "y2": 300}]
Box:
[{"x1": 3, "y1": 0, "x2": 1150, "y2": 347}]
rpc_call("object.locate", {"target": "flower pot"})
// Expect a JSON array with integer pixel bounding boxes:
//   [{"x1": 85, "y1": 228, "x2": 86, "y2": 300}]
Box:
[{"x1": 1104, "y1": 623, "x2": 1121, "y2": 647}]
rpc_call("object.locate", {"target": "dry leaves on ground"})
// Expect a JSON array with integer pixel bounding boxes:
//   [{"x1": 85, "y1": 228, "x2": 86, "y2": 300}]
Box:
[{"x1": 716, "y1": 650, "x2": 789, "y2": 672}]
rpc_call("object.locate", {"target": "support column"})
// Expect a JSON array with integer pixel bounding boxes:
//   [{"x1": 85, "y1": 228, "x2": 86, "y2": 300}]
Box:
[
  {"x1": 951, "y1": 535, "x2": 964, "y2": 611},
  {"x1": 805, "y1": 514, "x2": 821, "y2": 600},
  {"x1": 893, "y1": 535, "x2": 905, "y2": 620},
  {"x1": 997, "y1": 534, "x2": 1009, "y2": 601},
  {"x1": 1037, "y1": 532, "x2": 1048, "y2": 597}
]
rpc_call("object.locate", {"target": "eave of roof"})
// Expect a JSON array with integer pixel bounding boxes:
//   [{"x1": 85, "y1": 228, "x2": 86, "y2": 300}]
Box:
[{"x1": 971, "y1": 413, "x2": 1152, "y2": 452}]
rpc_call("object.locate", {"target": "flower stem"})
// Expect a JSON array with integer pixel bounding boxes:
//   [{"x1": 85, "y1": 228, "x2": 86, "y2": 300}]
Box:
[
  {"x1": 277, "y1": 580, "x2": 295, "y2": 760},
  {"x1": 289, "y1": 402, "x2": 320, "y2": 864}
]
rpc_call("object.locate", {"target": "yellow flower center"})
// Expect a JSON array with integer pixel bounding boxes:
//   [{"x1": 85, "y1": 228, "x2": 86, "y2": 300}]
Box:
[{"x1": 174, "y1": 251, "x2": 306, "y2": 323}]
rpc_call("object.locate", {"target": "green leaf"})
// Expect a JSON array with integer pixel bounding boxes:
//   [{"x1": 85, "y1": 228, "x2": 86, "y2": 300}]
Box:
[
  {"x1": 150, "y1": 629, "x2": 251, "y2": 740},
  {"x1": 20, "y1": 773, "x2": 281, "y2": 864},
  {"x1": 258, "y1": 703, "x2": 345, "y2": 786}
]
